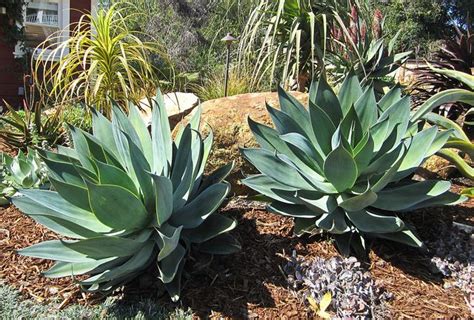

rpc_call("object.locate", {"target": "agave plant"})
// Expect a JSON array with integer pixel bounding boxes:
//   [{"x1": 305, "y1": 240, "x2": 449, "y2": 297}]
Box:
[
  {"x1": 0, "y1": 149, "x2": 48, "y2": 205},
  {"x1": 420, "y1": 67, "x2": 474, "y2": 180},
  {"x1": 327, "y1": 7, "x2": 411, "y2": 93},
  {"x1": 240, "y1": 73, "x2": 467, "y2": 256},
  {"x1": 409, "y1": 27, "x2": 473, "y2": 121},
  {"x1": 13, "y1": 92, "x2": 239, "y2": 301}
]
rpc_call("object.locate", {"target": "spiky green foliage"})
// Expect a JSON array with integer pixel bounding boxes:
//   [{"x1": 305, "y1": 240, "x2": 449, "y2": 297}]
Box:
[
  {"x1": 13, "y1": 92, "x2": 239, "y2": 301},
  {"x1": 240, "y1": 73, "x2": 467, "y2": 256},
  {"x1": 0, "y1": 149, "x2": 48, "y2": 205}
]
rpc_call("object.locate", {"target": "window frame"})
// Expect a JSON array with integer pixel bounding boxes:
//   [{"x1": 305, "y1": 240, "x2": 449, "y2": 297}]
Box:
[{"x1": 14, "y1": 0, "x2": 71, "y2": 61}]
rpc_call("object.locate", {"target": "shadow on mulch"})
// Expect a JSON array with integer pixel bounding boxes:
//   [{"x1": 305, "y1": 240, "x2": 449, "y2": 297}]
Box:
[{"x1": 114, "y1": 206, "x2": 337, "y2": 319}]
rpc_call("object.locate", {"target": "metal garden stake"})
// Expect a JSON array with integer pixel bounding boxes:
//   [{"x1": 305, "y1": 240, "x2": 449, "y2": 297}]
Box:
[{"x1": 221, "y1": 33, "x2": 237, "y2": 97}]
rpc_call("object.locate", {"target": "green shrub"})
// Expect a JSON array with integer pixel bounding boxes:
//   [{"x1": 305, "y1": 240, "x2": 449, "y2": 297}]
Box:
[
  {"x1": 62, "y1": 105, "x2": 93, "y2": 132},
  {"x1": 240, "y1": 73, "x2": 467, "y2": 257},
  {"x1": 13, "y1": 92, "x2": 239, "y2": 301},
  {"x1": 192, "y1": 67, "x2": 253, "y2": 101}
]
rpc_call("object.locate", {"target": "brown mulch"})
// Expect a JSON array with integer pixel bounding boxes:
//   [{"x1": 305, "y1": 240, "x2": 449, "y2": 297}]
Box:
[{"x1": 0, "y1": 195, "x2": 472, "y2": 318}]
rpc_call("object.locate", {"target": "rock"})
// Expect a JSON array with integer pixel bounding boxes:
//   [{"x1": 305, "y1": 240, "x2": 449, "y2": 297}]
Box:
[
  {"x1": 174, "y1": 91, "x2": 308, "y2": 195},
  {"x1": 420, "y1": 154, "x2": 457, "y2": 179},
  {"x1": 140, "y1": 92, "x2": 199, "y2": 126}
]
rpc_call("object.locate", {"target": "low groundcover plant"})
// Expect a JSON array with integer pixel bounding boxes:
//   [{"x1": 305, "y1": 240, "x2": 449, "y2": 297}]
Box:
[
  {"x1": 241, "y1": 73, "x2": 467, "y2": 256},
  {"x1": 13, "y1": 92, "x2": 240, "y2": 301}
]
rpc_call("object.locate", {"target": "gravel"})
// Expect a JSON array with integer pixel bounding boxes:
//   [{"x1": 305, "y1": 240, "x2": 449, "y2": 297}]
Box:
[
  {"x1": 427, "y1": 222, "x2": 473, "y2": 312},
  {"x1": 284, "y1": 252, "x2": 392, "y2": 319}
]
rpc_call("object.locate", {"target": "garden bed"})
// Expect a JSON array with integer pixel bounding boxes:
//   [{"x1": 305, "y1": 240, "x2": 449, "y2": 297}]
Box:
[{"x1": 0, "y1": 192, "x2": 472, "y2": 318}]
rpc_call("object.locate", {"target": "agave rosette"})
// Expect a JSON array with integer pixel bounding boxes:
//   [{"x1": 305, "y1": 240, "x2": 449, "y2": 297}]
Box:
[
  {"x1": 13, "y1": 92, "x2": 239, "y2": 301},
  {"x1": 241, "y1": 73, "x2": 467, "y2": 255}
]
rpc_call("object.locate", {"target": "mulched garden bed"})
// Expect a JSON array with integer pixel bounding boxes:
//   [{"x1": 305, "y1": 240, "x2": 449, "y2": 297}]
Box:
[{"x1": 0, "y1": 193, "x2": 472, "y2": 318}]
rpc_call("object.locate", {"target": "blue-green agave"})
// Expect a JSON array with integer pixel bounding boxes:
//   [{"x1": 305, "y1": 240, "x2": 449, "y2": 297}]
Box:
[
  {"x1": 13, "y1": 92, "x2": 240, "y2": 301},
  {"x1": 240, "y1": 73, "x2": 467, "y2": 256},
  {"x1": 0, "y1": 149, "x2": 48, "y2": 205}
]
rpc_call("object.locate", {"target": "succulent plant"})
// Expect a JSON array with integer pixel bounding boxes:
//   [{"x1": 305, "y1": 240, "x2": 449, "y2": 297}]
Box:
[
  {"x1": 240, "y1": 73, "x2": 467, "y2": 256},
  {"x1": 13, "y1": 92, "x2": 239, "y2": 301},
  {"x1": 0, "y1": 149, "x2": 48, "y2": 205}
]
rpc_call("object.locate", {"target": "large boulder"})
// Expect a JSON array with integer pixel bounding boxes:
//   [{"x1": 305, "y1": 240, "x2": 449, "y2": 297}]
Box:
[
  {"x1": 174, "y1": 91, "x2": 308, "y2": 195},
  {"x1": 140, "y1": 92, "x2": 199, "y2": 126}
]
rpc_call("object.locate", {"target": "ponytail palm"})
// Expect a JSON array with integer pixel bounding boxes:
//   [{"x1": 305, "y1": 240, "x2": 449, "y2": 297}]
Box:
[{"x1": 34, "y1": 5, "x2": 170, "y2": 118}]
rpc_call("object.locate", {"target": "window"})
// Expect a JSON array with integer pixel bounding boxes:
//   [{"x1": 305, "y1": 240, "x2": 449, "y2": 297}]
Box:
[{"x1": 14, "y1": 0, "x2": 70, "y2": 59}]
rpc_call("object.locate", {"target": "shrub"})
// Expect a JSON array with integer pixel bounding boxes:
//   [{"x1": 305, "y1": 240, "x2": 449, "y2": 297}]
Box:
[
  {"x1": 240, "y1": 73, "x2": 467, "y2": 257},
  {"x1": 0, "y1": 101, "x2": 64, "y2": 150},
  {"x1": 13, "y1": 92, "x2": 239, "y2": 301},
  {"x1": 33, "y1": 5, "x2": 168, "y2": 119},
  {"x1": 192, "y1": 67, "x2": 253, "y2": 101}
]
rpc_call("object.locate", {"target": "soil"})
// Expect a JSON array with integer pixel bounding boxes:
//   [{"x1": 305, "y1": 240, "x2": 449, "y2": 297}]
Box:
[{"x1": 0, "y1": 193, "x2": 472, "y2": 319}]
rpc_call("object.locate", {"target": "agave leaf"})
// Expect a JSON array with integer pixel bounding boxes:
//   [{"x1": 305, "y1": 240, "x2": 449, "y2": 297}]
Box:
[
  {"x1": 296, "y1": 190, "x2": 338, "y2": 213},
  {"x1": 183, "y1": 214, "x2": 236, "y2": 243},
  {"x1": 378, "y1": 86, "x2": 402, "y2": 112},
  {"x1": 338, "y1": 71, "x2": 363, "y2": 116},
  {"x1": 49, "y1": 178, "x2": 91, "y2": 212},
  {"x1": 267, "y1": 104, "x2": 308, "y2": 139},
  {"x1": 198, "y1": 162, "x2": 234, "y2": 193},
  {"x1": 309, "y1": 102, "x2": 337, "y2": 155},
  {"x1": 31, "y1": 215, "x2": 101, "y2": 239},
  {"x1": 14, "y1": 190, "x2": 111, "y2": 233},
  {"x1": 323, "y1": 143, "x2": 358, "y2": 192},
  {"x1": 411, "y1": 88, "x2": 474, "y2": 123},
  {"x1": 170, "y1": 182, "x2": 230, "y2": 229},
  {"x1": 345, "y1": 209, "x2": 404, "y2": 233},
  {"x1": 370, "y1": 118, "x2": 390, "y2": 152},
  {"x1": 241, "y1": 148, "x2": 315, "y2": 190},
  {"x1": 82, "y1": 241, "x2": 155, "y2": 285},
  {"x1": 309, "y1": 74, "x2": 342, "y2": 124},
  {"x1": 423, "y1": 112, "x2": 469, "y2": 141},
  {"x1": 198, "y1": 233, "x2": 241, "y2": 255},
  {"x1": 280, "y1": 132, "x2": 324, "y2": 173},
  {"x1": 43, "y1": 258, "x2": 117, "y2": 278},
  {"x1": 112, "y1": 104, "x2": 143, "y2": 155},
  {"x1": 87, "y1": 182, "x2": 149, "y2": 230},
  {"x1": 294, "y1": 217, "x2": 317, "y2": 236},
  {"x1": 316, "y1": 208, "x2": 349, "y2": 234},
  {"x1": 62, "y1": 235, "x2": 149, "y2": 259},
  {"x1": 157, "y1": 243, "x2": 186, "y2": 284},
  {"x1": 164, "y1": 259, "x2": 185, "y2": 303},
  {"x1": 338, "y1": 189, "x2": 377, "y2": 212},
  {"x1": 92, "y1": 109, "x2": 119, "y2": 158},
  {"x1": 18, "y1": 240, "x2": 91, "y2": 263},
  {"x1": 69, "y1": 126, "x2": 95, "y2": 172},
  {"x1": 150, "y1": 174, "x2": 173, "y2": 226},
  {"x1": 269, "y1": 202, "x2": 321, "y2": 218},
  {"x1": 156, "y1": 225, "x2": 183, "y2": 261},
  {"x1": 373, "y1": 228, "x2": 424, "y2": 248},
  {"x1": 353, "y1": 133, "x2": 375, "y2": 173},
  {"x1": 395, "y1": 126, "x2": 438, "y2": 180},
  {"x1": 190, "y1": 130, "x2": 214, "y2": 198},
  {"x1": 93, "y1": 160, "x2": 138, "y2": 196},
  {"x1": 151, "y1": 92, "x2": 173, "y2": 175},
  {"x1": 354, "y1": 86, "x2": 377, "y2": 132},
  {"x1": 277, "y1": 86, "x2": 313, "y2": 139},
  {"x1": 402, "y1": 192, "x2": 467, "y2": 211},
  {"x1": 242, "y1": 175, "x2": 297, "y2": 204},
  {"x1": 426, "y1": 130, "x2": 453, "y2": 158},
  {"x1": 372, "y1": 180, "x2": 451, "y2": 211},
  {"x1": 128, "y1": 104, "x2": 153, "y2": 163},
  {"x1": 436, "y1": 149, "x2": 474, "y2": 180}
]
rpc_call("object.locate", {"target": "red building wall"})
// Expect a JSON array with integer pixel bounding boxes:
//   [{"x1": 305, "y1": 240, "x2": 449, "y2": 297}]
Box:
[
  {"x1": 0, "y1": 15, "x2": 24, "y2": 108},
  {"x1": 0, "y1": 0, "x2": 92, "y2": 109}
]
